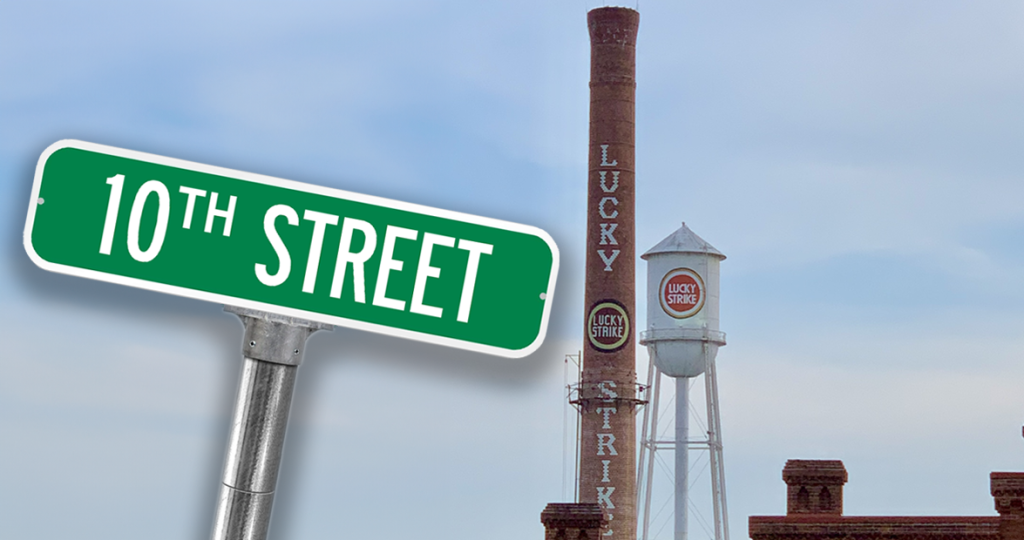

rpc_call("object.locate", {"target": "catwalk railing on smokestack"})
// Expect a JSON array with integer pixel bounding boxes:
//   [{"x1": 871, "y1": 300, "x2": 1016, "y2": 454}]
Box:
[{"x1": 578, "y1": 8, "x2": 641, "y2": 540}]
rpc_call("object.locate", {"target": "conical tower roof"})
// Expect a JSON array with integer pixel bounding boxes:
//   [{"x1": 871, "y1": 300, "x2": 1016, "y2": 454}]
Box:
[{"x1": 641, "y1": 222, "x2": 725, "y2": 260}]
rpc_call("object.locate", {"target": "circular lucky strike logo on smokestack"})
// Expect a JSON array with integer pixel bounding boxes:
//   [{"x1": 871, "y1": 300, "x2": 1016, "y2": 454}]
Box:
[
  {"x1": 660, "y1": 268, "x2": 705, "y2": 319},
  {"x1": 588, "y1": 300, "x2": 630, "y2": 352}
]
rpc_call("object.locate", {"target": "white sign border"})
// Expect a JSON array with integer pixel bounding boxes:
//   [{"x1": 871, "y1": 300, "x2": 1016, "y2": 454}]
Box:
[{"x1": 23, "y1": 139, "x2": 559, "y2": 359}]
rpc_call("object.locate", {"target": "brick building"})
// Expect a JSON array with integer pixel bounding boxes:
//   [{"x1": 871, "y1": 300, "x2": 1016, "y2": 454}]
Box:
[{"x1": 749, "y1": 460, "x2": 1024, "y2": 540}]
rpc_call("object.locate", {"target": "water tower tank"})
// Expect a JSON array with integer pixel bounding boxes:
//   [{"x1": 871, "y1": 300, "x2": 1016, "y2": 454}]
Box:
[{"x1": 640, "y1": 223, "x2": 726, "y2": 378}]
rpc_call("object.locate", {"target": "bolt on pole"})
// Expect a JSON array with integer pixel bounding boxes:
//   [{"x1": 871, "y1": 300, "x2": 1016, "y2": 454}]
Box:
[{"x1": 211, "y1": 306, "x2": 330, "y2": 540}]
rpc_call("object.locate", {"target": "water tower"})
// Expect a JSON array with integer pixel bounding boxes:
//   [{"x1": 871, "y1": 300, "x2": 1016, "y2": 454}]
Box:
[{"x1": 638, "y1": 222, "x2": 728, "y2": 540}]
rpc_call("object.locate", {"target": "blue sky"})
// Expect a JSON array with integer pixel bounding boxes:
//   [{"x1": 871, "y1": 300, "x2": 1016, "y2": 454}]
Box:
[{"x1": 4, "y1": 1, "x2": 1024, "y2": 539}]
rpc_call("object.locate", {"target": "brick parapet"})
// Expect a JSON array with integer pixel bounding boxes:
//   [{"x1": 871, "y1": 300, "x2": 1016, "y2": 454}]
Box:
[{"x1": 749, "y1": 516, "x2": 1001, "y2": 540}]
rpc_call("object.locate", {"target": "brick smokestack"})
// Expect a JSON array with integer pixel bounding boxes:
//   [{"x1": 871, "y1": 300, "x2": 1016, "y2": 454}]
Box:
[{"x1": 579, "y1": 7, "x2": 639, "y2": 540}]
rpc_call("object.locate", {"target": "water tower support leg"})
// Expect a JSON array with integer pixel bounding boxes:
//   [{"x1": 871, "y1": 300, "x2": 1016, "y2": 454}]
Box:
[
  {"x1": 640, "y1": 365, "x2": 662, "y2": 540},
  {"x1": 675, "y1": 376, "x2": 689, "y2": 540},
  {"x1": 705, "y1": 349, "x2": 729, "y2": 540},
  {"x1": 638, "y1": 353, "x2": 655, "y2": 508}
]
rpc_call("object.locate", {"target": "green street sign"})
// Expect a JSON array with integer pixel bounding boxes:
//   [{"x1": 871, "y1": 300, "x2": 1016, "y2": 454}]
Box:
[{"x1": 24, "y1": 140, "x2": 559, "y2": 358}]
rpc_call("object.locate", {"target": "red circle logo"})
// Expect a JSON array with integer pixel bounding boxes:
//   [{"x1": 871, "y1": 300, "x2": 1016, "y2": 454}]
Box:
[{"x1": 659, "y1": 268, "x2": 704, "y2": 319}]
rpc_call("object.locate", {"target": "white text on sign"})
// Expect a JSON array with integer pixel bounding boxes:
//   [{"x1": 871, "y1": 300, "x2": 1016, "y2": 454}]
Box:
[
  {"x1": 98, "y1": 176, "x2": 494, "y2": 324},
  {"x1": 256, "y1": 204, "x2": 493, "y2": 323},
  {"x1": 100, "y1": 176, "x2": 238, "y2": 263}
]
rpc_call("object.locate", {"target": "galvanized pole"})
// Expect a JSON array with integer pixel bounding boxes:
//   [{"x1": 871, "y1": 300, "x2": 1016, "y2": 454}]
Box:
[{"x1": 212, "y1": 307, "x2": 330, "y2": 540}]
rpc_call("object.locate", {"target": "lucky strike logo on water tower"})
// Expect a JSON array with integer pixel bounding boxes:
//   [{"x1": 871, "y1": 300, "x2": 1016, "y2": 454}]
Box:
[{"x1": 660, "y1": 268, "x2": 705, "y2": 319}]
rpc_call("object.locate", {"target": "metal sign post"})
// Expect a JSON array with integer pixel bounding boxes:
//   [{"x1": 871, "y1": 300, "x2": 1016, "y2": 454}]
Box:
[{"x1": 213, "y1": 307, "x2": 330, "y2": 540}]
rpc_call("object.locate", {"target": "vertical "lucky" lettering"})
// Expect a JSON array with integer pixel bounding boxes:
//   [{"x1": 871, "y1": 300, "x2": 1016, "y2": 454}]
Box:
[{"x1": 597, "y1": 144, "x2": 620, "y2": 272}]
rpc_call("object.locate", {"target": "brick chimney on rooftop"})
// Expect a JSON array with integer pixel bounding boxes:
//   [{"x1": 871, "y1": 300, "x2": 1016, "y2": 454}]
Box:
[
  {"x1": 541, "y1": 503, "x2": 608, "y2": 540},
  {"x1": 783, "y1": 460, "x2": 848, "y2": 515},
  {"x1": 993, "y1": 473, "x2": 1024, "y2": 540}
]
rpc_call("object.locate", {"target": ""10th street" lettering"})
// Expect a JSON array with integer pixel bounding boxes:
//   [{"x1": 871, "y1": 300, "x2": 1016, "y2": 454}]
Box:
[{"x1": 98, "y1": 175, "x2": 493, "y2": 323}]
